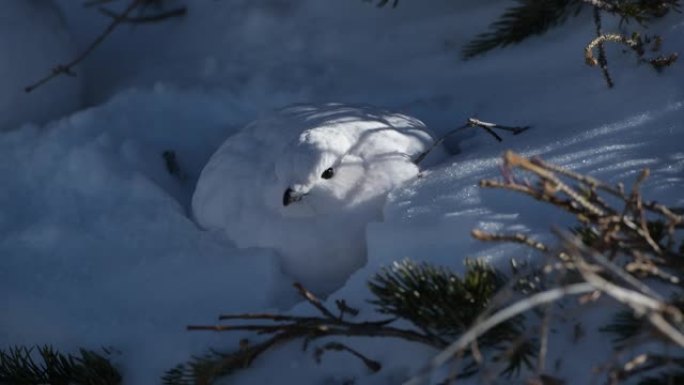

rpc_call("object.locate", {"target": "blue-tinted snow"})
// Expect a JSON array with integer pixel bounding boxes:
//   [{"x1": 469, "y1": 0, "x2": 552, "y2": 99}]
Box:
[{"x1": 0, "y1": 0, "x2": 682, "y2": 384}]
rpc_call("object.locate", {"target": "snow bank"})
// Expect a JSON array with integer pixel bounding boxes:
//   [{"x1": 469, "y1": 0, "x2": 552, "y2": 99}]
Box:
[{"x1": 0, "y1": 87, "x2": 293, "y2": 384}]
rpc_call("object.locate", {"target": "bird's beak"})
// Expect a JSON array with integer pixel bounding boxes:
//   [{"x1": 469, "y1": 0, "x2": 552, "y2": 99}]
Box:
[{"x1": 283, "y1": 187, "x2": 307, "y2": 206}]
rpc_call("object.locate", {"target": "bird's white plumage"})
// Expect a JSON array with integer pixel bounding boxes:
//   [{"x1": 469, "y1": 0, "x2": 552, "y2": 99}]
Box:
[{"x1": 192, "y1": 103, "x2": 438, "y2": 294}]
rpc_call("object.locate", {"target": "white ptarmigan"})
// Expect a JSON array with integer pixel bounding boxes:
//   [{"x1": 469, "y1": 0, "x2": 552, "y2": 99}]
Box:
[{"x1": 192, "y1": 103, "x2": 440, "y2": 295}]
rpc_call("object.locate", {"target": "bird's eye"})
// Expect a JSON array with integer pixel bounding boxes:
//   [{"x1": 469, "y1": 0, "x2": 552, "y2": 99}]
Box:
[{"x1": 321, "y1": 167, "x2": 335, "y2": 180}]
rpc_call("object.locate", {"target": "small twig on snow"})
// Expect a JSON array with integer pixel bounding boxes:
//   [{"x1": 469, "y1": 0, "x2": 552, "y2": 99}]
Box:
[
  {"x1": 25, "y1": 0, "x2": 145, "y2": 93},
  {"x1": 98, "y1": 5, "x2": 187, "y2": 24}
]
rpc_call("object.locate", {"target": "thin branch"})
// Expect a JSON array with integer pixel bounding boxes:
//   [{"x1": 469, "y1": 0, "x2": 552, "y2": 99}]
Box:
[
  {"x1": 537, "y1": 304, "x2": 552, "y2": 375},
  {"x1": 414, "y1": 118, "x2": 529, "y2": 165},
  {"x1": 293, "y1": 283, "x2": 337, "y2": 319},
  {"x1": 98, "y1": 5, "x2": 187, "y2": 24},
  {"x1": 592, "y1": 7, "x2": 614, "y2": 88},
  {"x1": 315, "y1": 342, "x2": 382, "y2": 372},
  {"x1": 25, "y1": 0, "x2": 144, "y2": 93},
  {"x1": 472, "y1": 229, "x2": 550, "y2": 252}
]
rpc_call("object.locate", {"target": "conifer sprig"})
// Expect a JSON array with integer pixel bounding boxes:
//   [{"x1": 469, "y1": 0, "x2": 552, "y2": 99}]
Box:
[
  {"x1": 0, "y1": 345, "x2": 121, "y2": 385},
  {"x1": 462, "y1": 0, "x2": 584, "y2": 59}
]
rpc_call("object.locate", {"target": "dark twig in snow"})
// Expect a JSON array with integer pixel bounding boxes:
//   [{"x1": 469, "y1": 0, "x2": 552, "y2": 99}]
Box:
[
  {"x1": 314, "y1": 342, "x2": 382, "y2": 372},
  {"x1": 414, "y1": 118, "x2": 529, "y2": 165},
  {"x1": 591, "y1": 7, "x2": 614, "y2": 88},
  {"x1": 25, "y1": 0, "x2": 145, "y2": 93},
  {"x1": 98, "y1": 5, "x2": 187, "y2": 24}
]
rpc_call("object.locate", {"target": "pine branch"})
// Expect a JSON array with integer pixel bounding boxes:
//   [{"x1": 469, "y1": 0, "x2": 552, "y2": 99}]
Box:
[
  {"x1": 0, "y1": 346, "x2": 121, "y2": 385},
  {"x1": 462, "y1": 0, "x2": 584, "y2": 59},
  {"x1": 404, "y1": 283, "x2": 595, "y2": 385}
]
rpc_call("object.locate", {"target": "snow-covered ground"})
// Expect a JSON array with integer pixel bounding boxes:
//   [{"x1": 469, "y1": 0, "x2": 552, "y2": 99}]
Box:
[{"x1": 1, "y1": 1, "x2": 683, "y2": 384}]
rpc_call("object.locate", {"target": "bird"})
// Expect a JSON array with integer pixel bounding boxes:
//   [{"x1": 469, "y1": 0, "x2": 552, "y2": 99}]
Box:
[{"x1": 192, "y1": 103, "x2": 441, "y2": 295}]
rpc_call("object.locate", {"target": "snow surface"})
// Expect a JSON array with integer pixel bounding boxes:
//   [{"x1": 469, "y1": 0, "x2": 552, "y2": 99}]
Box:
[{"x1": 1, "y1": 0, "x2": 683, "y2": 384}]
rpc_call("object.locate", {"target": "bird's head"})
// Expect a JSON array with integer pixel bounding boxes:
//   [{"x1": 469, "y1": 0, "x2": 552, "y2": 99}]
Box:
[{"x1": 273, "y1": 128, "x2": 364, "y2": 217}]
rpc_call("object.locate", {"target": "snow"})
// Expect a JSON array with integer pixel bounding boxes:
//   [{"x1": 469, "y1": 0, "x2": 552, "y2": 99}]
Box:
[
  {"x1": 1, "y1": 0, "x2": 683, "y2": 384},
  {"x1": 0, "y1": 0, "x2": 82, "y2": 131}
]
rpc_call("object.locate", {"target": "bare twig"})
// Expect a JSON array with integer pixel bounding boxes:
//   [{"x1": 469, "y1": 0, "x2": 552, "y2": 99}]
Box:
[
  {"x1": 185, "y1": 283, "x2": 444, "y2": 384},
  {"x1": 314, "y1": 342, "x2": 382, "y2": 372},
  {"x1": 25, "y1": 0, "x2": 144, "y2": 93},
  {"x1": 472, "y1": 229, "x2": 549, "y2": 252},
  {"x1": 293, "y1": 282, "x2": 337, "y2": 319},
  {"x1": 561, "y1": 232, "x2": 684, "y2": 347},
  {"x1": 414, "y1": 118, "x2": 529, "y2": 165},
  {"x1": 591, "y1": 7, "x2": 614, "y2": 88},
  {"x1": 585, "y1": 33, "x2": 638, "y2": 66},
  {"x1": 98, "y1": 5, "x2": 187, "y2": 23}
]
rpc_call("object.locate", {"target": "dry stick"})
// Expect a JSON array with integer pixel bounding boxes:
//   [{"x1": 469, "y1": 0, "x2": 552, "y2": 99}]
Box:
[
  {"x1": 479, "y1": 179, "x2": 585, "y2": 218},
  {"x1": 402, "y1": 283, "x2": 596, "y2": 385},
  {"x1": 537, "y1": 304, "x2": 552, "y2": 375},
  {"x1": 561, "y1": 234, "x2": 684, "y2": 347},
  {"x1": 25, "y1": 0, "x2": 144, "y2": 93},
  {"x1": 471, "y1": 229, "x2": 549, "y2": 252},
  {"x1": 316, "y1": 342, "x2": 382, "y2": 372},
  {"x1": 530, "y1": 157, "x2": 617, "y2": 215},
  {"x1": 584, "y1": 33, "x2": 638, "y2": 69},
  {"x1": 189, "y1": 283, "x2": 445, "y2": 355},
  {"x1": 98, "y1": 6, "x2": 187, "y2": 24},
  {"x1": 83, "y1": 0, "x2": 119, "y2": 7},
  {"x1": 413, "y1": 119, "x2": 529, "y2": 165},
  {"x1": 504, "y1": 151, "x2": 607, "y2": 217},
  {"x1": 591, "y1": 7, "x2": 614, "y2": 88},
  {"x1": 506, "y1": 152, "x2": 670, "y2": 259},
  {"x1": 293, "y1": 282, "x2": 337, "y2": 320},
  {"x1": 532, "y1": 156, "x2": 683, "y2": 226},
  {"x1": 565, "y1": 226, "x2": 665, "y2": 300}
]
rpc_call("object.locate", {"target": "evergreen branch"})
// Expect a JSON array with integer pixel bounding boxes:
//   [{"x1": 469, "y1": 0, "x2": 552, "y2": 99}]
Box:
[
  {"x1": 462, "y1": 0, "x2": 584, "y2": 59},
  {"x1": 0, "y1": 345, "x2": 121, "y2": 385},
  {"x1": 403, "y1": 283, "x2": 595, "y2": 385},
  {"x1": 368, "y1": 259, "x2": 517, "y2": 342}
]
